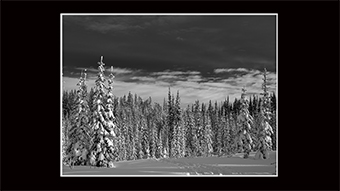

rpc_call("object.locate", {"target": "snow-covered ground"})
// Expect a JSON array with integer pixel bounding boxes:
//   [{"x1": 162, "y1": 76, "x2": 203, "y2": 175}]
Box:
[{"x1": 62, "y1": 151, "x2": 276, "y2": 176}]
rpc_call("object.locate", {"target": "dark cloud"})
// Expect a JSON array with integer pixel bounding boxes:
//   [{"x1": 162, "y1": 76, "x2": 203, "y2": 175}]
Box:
[
  {"x1": 63, "y1": 15, "x2": 275, "y2": 72},
  {"x1": 62, "y1": 14, "x2": 276, "y2": 105}
]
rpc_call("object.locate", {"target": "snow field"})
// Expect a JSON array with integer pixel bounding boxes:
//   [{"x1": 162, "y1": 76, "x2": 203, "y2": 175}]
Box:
[{"x1": 62, "y1": 151, "x2": 276, "y2": 176}]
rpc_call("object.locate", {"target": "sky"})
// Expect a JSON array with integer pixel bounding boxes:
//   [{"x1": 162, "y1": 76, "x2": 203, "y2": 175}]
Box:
[{"x1": 62, "y1": 14, "x2": 277, "y2": 108}]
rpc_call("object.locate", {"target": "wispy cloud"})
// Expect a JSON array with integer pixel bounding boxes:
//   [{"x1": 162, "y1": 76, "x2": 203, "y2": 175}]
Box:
[
  {"x1": 63, "y1": 67, "x2": 276, "y2": 108},
  {"x1": 151, "y1": 70, "x2": 201, "y2": 76},
  {"x1": 111, "y1": 67, "x2": 140, "y2": 74},
  {"x1": 75, "y1": 67, "x2": 139, "y2": 75},
  {"x1": 130, "y1": 76, "x2": 156, "y2": 82},
  {"x1": 187, "y1": 75, "x2": 203, "y2": 82},
  {"x1": 214, "y1": 68, "x2": 250, "y2": 73},
  {"x1": 147, "y1": 70, "x2": 203, "y2": 83}
]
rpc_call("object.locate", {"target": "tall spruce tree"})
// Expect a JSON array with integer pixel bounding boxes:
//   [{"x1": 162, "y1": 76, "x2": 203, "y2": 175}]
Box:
[
  {"x1": 162, "y1": 97, "x2": 169, "y2": 158},
  {"x1": 192, "y1": 100, "x2": 202, "y2": 156},
  {"x1": 224, "y1": 109, "x2": 233, "y2": 156},
  {"x1": 88, "y1": 87, "x2": 95, "y2": 114},
  {"x1": 63, "y1": 90, "x2": 78, "y2": 120},
  {"x1": 135, "y1": 105, "x2": 144, "y2": 159},
  {"x1": 156, "y1": 129, "x2": 163, "y2": 158},
  {"x1": 62, "y1": 114, "x2": 70, "y2": 164},
  {"x1": 255, "y1": 68, "x2": 274, "y2": 159},
  {"x1": 62, "y1": 90, "x2": 73, "y2": 164},
  {"x1": 140, "y1": 111, "x2": 149, "y2": 159},
  {"x1": 270, "y1": 93, "x2": 277, "y2": 151},
  {"x1": 66, "y1": 69, "x2": 91, "y2": 167},
  {"x1": 184, "y1": 105, "x2": 195, "y2": 157},
  {"x1": 153, "y1": 103, "x2": 163, "y2": 158},
  {"x1": 106, "y1": 66, "x2": 118, "y2": 164},
  {"x1": 208, "y1": 100, "x2": 219, "y2": 155},
  {"x1": 62, "y1": 91, "x2": 69, "y2": 118},
  {"x1": 172, "y1": 90, "x2": 184, "y2": 158},
  {"x1": 167, "y1": 88, "x2": 181, "y2": 158},
  {"x1": 271, "y1": 110, "x2": 277, "y2": 151},
  {"x1": 117, "y1": 106, "x2": 128, "y2": 161},
  {"x1": 215, "y1": 107, "x2": 223, "y2": 156},
  {"x1": 148, "y1": 105, "x2": 157, "y2": 159},
  {"x1": 89, "y1": 56, "x2": 117, "y2": 167},
  {"x1": 150, "y1": 103, "x2": 162, "y2": 158},
  {"x1": 236, "y1": 87, "x2": 254, "y2": 158},
  {"x1": 203, "y1": 108, "x2": 213, "y2": 157}
]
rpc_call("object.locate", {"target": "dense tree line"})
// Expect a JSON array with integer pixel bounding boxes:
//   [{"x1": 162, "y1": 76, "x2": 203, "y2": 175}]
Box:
[
  {"x1": 62, "y1": 87, "x2": 277, "y2": 164},
  {"x1": 62, "y1": 57, "x2": 277, "y2": 167}
]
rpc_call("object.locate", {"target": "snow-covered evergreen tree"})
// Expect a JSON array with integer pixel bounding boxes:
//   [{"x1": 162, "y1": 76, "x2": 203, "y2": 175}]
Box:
[
  {"x1": 149, "y1": 115, "x2": 157, "y2": 159},
  {"x1": 89, "y1": 56, "x2": 117, "y2": 167},
  {"x1": 62, "y1": 115, "x2": 69, "y2": 164},
  {"x1": 152, "y1": 103, "x2": 163, "y2": 159},
  {"x1": 180, "y1": 123, "x2": 186, "y2": 158},
  {"x1": 166, "y1": 88, "x2": 183, "y2": 158},
  {"x1": 141, "y1": 114, "x2": 150, "y2": 159},
  {"x1": 167, "y1": 89, "x2": 175, "y2": 158},
  {"x1": 63, "y1": 90, "x2": 78, "y2": 120},
  {"x1": 184, "y1": 106, "x2": 195, "y2": 157},
  {"x1": 203, "y1": 110, "x2": 213, "y2": 157},
  {"x1": 270, "y1": 93, "x2": 277, "y2": 151},
  {"x1": 209, "y1": 100, "x2": 221, "y2": 156},
  {"x1": 215, "y1": 110, "x2": 223, "y2": 157},
  {"x1": 155, "y1": 128, "x2": 163, "y2": 159},
  {"x1": 228, "y1": 112, "x2": 237, "y2": 155},
  {"x1": 88, "y1": 87, "x2": 95, "y2": 114},
  {"x1": 270, "y1": 109, "x2": 277, "y2": 151},
  {"x1": 192, "y1": 100, "x2": 202, "y2": 157},
  {"x1": 123, "y1": 96, "x2": 136, "y2": 160},
  {"x1": 136, "y1": 111, "x2": 144, "y2": 159},
  {"x1": 117, "y1": 107, "x2": 128, "y2": 161},
  {"x1": 236, "y1": 87, "x2": 254, "y2": 158},
  {"x1": 161, "y1": 100, "x2": 168, "y2": 158},
  {"x1": 172, "y1": 123, "x2": 180, "y2": 158},
  {"x1": 221, "y1": 109, "x2": 230, "y2": 156},
  {"x1": 65, "y1": 69, "x2": 91, "y2": 167},
  {"x1": 171, "y1": 90, "x2": 184, "y2": 158},
  {"x1": 255, "y1": 68, "x2": 274, "y2": 159}
]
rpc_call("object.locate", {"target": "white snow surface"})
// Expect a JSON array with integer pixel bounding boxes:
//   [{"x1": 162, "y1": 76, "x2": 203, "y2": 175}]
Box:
[{"x1": 62, "y1": 151, "x2": 276, "y2": 176}]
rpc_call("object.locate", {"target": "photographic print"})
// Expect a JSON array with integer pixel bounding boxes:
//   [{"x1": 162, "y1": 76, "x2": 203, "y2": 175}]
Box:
[{"x1": 61, "y1": 13, "x2": 277, "y2": 177}]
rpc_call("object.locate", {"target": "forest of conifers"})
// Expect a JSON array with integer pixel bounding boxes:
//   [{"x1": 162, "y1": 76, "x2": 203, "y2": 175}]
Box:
[{"x1": 62, "y1": 85, "x2": 277, "y2": 165}]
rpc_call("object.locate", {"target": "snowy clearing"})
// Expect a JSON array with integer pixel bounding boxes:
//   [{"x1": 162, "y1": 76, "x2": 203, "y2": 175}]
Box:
[{"x1": 62, "y1": 151, "x2": 276, "y2": 176}]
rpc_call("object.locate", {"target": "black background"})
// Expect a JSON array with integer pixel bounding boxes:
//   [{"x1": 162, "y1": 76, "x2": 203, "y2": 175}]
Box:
[{"x1": 1, "y1": 0, "x2": 339, "y2": 191}]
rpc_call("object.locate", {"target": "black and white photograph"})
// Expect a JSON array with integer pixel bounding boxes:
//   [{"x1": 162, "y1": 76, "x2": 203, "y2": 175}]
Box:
[{"x1": 61, "y1": 13, "x2": 277, "y2": 176}]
